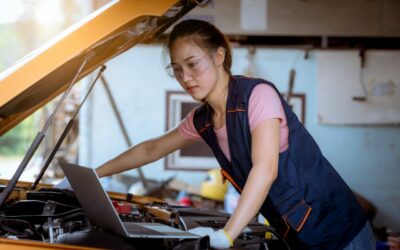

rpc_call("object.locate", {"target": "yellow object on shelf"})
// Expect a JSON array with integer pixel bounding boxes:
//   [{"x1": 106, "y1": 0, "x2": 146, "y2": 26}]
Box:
[{"x1": 201, "y1": 169, "x2": 228, "y2": 201}]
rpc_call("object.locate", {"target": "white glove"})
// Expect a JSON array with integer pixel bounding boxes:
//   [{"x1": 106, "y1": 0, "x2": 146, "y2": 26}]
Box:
[
  {"x1": 54, "y1": 177, "x2": 73, "y2": 191},
  {"x1": 188, "y1": 227, "x2": 233, "y2": 249}
]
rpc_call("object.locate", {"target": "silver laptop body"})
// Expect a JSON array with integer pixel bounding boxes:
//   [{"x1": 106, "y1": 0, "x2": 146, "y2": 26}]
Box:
[{"x1": 60, "y1": 162, "x2": 199, "y2": 239}]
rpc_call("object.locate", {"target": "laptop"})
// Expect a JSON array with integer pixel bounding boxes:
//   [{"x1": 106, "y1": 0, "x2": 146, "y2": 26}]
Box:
[{"x1": 59, "y1": 161, "x2": 199, "y2": 239}]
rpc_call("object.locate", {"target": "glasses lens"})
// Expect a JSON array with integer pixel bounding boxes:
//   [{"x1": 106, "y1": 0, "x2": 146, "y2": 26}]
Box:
[
  {"x1": 189, "y1": 59, "x2": 207, "y2": 76},
  {"x1": 165, "y1": 65, "x2": 177, "y2": 78},
  {"x1": 166, "y1": 55, "x2": 209, "y2": 80}
]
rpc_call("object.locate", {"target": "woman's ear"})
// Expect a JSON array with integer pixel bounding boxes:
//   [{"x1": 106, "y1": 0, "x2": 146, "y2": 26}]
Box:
[{"x1": 214, "y1": 47, "x2": 226, "y2": 67}]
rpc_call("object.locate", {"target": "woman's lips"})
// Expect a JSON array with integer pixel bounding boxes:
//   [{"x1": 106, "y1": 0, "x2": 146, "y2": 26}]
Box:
[{"x1": 186, "y1": 86, "x2": 198, "y2": 93}]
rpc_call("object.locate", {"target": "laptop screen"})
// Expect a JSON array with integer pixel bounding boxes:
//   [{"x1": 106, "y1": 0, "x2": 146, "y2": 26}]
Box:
[{"x1": 59, "y1": 162, "x2": 199, "y2": 239}]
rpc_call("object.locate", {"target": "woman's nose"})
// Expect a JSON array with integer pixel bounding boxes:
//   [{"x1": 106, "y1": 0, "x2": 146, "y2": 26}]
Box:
[{"x1": 181, "y1": 67, "x2": 193, "y2": 81}]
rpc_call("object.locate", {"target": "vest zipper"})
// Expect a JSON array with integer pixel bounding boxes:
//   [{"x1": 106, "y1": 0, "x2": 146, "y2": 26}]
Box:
[{"x1": 220, "y1": 169, "x2": 242, "y2": 192}]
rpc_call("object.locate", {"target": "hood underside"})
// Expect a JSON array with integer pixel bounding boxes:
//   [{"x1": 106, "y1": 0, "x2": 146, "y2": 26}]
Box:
[{"x1": 0, "y1": 0, "x2": 196, "y2": 136}]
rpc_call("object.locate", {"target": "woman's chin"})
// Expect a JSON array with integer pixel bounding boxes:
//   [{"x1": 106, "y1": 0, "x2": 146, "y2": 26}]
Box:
[{"x1": 189, "y1": 93, "x2": 204, "y2": 102}]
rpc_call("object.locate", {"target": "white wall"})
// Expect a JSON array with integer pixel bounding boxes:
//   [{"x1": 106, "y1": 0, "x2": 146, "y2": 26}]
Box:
[{"x1": 80, "y1": 44, "x2": 400, "y2": 231}]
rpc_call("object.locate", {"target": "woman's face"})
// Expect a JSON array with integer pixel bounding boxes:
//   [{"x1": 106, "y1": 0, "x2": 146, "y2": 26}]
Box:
[{"x1": 169, "y1": 37, "x2": 220, "y2": 101}]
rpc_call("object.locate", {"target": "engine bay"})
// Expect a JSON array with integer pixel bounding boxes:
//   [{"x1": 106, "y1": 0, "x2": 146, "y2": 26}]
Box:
[{"x1": 0, "y1": 184, "x2": 289, "y2": 249}]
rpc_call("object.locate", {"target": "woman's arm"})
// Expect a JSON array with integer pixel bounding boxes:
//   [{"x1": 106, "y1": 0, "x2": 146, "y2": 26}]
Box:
[
  {"x1": 96, "y1": 127, "x2": 193, "y2": 178},
  {"x1": 224, "y1": 118, "x2": 280, "y2": 240}
]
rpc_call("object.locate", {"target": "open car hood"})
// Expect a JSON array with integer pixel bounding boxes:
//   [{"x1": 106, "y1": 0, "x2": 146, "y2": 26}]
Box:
[{"x1": 0, "y1": 0, "x2": 195, "y2": 136}]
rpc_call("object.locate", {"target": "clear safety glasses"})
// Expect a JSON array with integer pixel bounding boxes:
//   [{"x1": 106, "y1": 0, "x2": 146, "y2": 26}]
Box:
[{"x1": 165, "y1": 54, "x2": 210, "y2": 80}]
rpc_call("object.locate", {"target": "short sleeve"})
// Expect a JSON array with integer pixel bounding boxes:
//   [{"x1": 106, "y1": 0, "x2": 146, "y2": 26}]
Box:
[
  {"x1": 178, "y1": 109, "x2": 203, "y2": 141},
  {"x1": 248, "y1": 84, "x2": 289, "y2": 152},
  {"x1": 248, "y1": 84, "x2": 286, "y2": 131}
]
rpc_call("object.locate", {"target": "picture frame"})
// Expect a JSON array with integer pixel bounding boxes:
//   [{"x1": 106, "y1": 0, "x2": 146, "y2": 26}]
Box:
[{"x1": 165, "y1": 91, "x2": 220, "y2": 171}]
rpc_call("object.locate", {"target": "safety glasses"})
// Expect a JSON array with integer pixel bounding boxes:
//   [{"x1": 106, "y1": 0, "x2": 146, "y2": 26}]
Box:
[{"x1": 166, "y1": 54, "x2": 210, "y2": 80}]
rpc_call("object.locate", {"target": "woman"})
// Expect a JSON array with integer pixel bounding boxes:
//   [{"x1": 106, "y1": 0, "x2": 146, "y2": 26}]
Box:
[{"x1": 95, "y1": 20, "x2": 375, "y2": 249}]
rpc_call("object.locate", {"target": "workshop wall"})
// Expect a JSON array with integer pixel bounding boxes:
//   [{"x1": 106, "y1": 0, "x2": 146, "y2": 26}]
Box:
[
  {"x1": 80, "y1": 44, "x2": 400, "y2": 231},
  {"x1": 187, "y1": 0, "x2": 400, "y2": 37}
]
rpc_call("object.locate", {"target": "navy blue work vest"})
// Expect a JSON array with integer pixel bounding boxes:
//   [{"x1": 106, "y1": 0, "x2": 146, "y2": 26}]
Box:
[{"x1": 193, "y1": 76, "x2": 366, "y2": 249}]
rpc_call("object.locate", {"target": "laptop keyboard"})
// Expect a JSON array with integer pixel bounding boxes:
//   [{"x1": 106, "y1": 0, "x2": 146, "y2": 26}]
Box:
[{"x1": 123, "y1": 222, "x2": 165, "y2": 235}]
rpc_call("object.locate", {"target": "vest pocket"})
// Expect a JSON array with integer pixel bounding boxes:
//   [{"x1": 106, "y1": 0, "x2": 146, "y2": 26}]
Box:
[
  {"x1": 272, "y1": 188, "x2": 312, "y2": 233},
  {"x1": 282, "y1": 200, "x2": 312, "y2": 232}
]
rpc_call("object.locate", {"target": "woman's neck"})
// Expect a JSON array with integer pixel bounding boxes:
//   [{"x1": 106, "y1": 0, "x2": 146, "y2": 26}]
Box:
[{"x1": 207, "y1": 71, "x2": 230, "y2": 116}]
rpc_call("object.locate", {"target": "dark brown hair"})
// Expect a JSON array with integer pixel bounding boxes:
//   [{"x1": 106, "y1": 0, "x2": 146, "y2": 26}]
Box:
[{"x1": 164, "y1": 19, "x2": 232, "y2": 75}]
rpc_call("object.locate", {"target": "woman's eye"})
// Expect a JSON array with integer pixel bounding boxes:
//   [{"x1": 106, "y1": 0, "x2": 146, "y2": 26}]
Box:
[
  {"x1": 188, "y1": 61, "x2": 199, "y2": 69},
  {"x1": 172, "y1": 67, "x2": 182, "y2": 73}
]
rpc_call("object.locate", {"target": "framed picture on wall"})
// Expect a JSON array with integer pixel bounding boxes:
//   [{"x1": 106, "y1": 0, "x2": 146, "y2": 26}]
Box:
[
  {"x1": 165, "y1": 91, "x2": 220, "y2": 171},
  {"x1": 284, "y1": 93, "x2": 306, "y2": 124}
]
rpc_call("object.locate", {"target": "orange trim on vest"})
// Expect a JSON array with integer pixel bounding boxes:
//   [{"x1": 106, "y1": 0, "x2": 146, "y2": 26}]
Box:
[
  {"x1": 282, "y1": 218, "x2": 290, "y2": 238},
  {"x1": 227, "y1": 108, "x2": 246, "y2": 113},
  {"x1": 198, "y1": 123, "x2": 212, "y2": 134},
  {"x1": 294, "y1": 205, "x2": 312, "y2": 232},
  {"x1": 221, "y1": 169, "x2": 242, "y2": 192},
  {"x1": 284, "y1": 200, "x2": 306, "y2": 217}
]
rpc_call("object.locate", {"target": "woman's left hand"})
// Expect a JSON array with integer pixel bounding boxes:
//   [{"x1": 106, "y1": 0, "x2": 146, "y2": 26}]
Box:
[{"x1": 189, "y1": 227, "x2": 232, "y2": 249}]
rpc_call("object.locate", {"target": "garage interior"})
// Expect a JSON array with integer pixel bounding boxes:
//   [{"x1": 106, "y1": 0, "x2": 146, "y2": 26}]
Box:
[{"x1": 0, "y1": 0, "x2": 399, "y2": 249}]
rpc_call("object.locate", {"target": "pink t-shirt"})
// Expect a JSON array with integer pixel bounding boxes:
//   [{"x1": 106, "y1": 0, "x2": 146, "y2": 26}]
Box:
[{"x1": 178, "y1": 84, "x2": 289, "y2": 162}]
